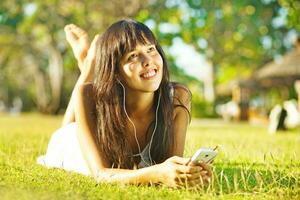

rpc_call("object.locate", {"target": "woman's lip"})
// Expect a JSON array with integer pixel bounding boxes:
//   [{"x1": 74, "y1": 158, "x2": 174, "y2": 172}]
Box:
[
  {"x1": 140, "y1": 69, "x2": 158, "y2": 79},
  {"x1": 139, "y1": 68, "x2": 157, "y2": 76}
]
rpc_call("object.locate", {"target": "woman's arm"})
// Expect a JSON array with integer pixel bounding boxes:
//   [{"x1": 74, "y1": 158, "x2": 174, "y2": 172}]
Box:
[
  {"x1": 96, "y1": 156, "x2": 205, "y2": 187},
  {"x1": 75, "y1": 83, "x2": 204, "y2": 187},
  {"x1": 172, "y1": 84, "x2": 192, "y2": 156},
  {"x1": 171, "y1": 84, "x2": 212, "y2": 185},
  {"x1": 96, "y1": 165, "x2": 161, "y2": 185}
]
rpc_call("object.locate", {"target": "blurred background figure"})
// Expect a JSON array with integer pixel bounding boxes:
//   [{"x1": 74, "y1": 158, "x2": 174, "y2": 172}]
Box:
[
  {"x1": 269, "y1": 104, "x2": 287, "y2": 134},
  {"x1": 9, "y1": 97, "x2": 23, "y2": 116},
  {"x1": 216, "y1": 101, "x2": 240, "y2": 122},
  {"x1": 0, "y1": 100, "x2": 6, "y2": 113},
  {"x1": 268, "y1": 100, "x2": 300, "y2": 134},
  {"x1": 294, "y1": 80, "x2": 300, "y2": 112},
  {"x1": 284, "y1": 100, "x2": 300, "y2": 129}
]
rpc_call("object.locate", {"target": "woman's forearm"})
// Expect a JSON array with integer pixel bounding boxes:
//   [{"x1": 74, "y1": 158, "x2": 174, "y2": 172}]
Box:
[{"x1": 96, "y1": 165, "x2": 162, "y2": 185}]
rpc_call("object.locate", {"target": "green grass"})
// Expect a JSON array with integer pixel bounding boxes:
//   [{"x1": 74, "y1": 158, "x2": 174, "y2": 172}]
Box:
[{"x1": 0, "y1": 114, "x2": 299, "y2": 199}]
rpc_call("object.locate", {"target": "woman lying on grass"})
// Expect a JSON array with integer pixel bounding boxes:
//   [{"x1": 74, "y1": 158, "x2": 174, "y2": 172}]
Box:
[{"x1": 37, "y1": 19, "x2": 212, "y2": 188}]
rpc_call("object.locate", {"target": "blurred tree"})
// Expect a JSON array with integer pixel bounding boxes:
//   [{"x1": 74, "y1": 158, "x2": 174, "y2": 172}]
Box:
[
  {"x1": 137, "y1": 0, "x2": 289, "y2": 102},
  {"x1": 0, "y1": 0, "x2": 147, "y2": 113},
  {"x1": 0, "y1": 0, "x2": 293, "y2": 116},
  {"x1": 279, "y1": 0, "x2": 300, "y2": 31}
]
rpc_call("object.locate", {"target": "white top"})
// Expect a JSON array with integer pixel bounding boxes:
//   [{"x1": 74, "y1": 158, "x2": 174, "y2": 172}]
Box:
[{"x1": 37, "y1": 123, "x2": 153, "y2": 175}]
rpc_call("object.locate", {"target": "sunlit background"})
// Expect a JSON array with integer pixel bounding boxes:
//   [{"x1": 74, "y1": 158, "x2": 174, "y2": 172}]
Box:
[
  {"x1": 1, "y1": 0, "x2": 300, "y2": 128},
  {"x1": 1, "y1": 1, "x2": 300, "y2": 199}
]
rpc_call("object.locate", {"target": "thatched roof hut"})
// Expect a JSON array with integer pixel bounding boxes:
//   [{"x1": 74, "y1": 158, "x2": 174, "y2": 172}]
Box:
[
  {"x1": 216, "y1": 79, "x2": 257, "y2": 97},
  {"x1": 254, "y1": 39, "x2": 300, "y2": 88},
  {"x1": 215, "y1": 39, "x2": 300, "y2": 121}
]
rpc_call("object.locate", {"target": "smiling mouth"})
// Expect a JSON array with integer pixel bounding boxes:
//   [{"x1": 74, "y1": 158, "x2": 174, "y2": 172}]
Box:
[{"x1": 140, "y1": 69, "x2": 158, "y2": 79}]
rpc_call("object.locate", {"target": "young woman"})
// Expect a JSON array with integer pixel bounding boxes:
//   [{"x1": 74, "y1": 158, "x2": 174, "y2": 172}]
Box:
[{"x1": 38, "y1": 19, "x2": 212, "y2": 188}]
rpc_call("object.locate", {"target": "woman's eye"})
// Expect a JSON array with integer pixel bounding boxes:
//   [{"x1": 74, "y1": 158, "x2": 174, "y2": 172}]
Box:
[
  {"x1": 147, "y1": 46, "x2": 155, "y2": 53},
  {"x1": 128, "y1": 54, "x2": 138, "y2": 61}
]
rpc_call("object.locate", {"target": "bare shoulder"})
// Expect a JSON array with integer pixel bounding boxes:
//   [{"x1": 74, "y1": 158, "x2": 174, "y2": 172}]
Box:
[
  {"x1": 170, "y1": 83, "x2": 192, "y2": 156},
  {"x1": 172, "y1": 82, "x2": 192, "y2": 111}
]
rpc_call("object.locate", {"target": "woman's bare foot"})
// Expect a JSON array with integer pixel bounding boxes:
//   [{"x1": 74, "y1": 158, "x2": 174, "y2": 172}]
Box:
[
  {"x1": 82, "y1": 34, "x2": 100, "y2": 81},
  {"x1": 64, "y1": 24, "x2": 90, "y2": 72}
]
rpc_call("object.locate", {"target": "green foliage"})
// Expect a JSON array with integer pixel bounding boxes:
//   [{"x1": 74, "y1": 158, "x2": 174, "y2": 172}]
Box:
[
  {"x1": 0, "y1": 114, "x2": 299, "y2": 199},
  {"x1": 0, "y1": 0, "x2": 156, "y2": 113},
  {"x1": 0, "y1": 0, "x2": 297, "y2": 112},
  {"x1": 191, "y1": 92, "x2": 216, "y2": 118},
  {"x1": 279, "y1": 0, "x2": 300, "y2": 31},
  {"x1": 143, "y1": 0, "x2": 290, "y2": 85}
]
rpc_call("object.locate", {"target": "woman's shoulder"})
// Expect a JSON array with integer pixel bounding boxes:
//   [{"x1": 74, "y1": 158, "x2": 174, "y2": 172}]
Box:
[{"x1": 170, "y1": 82, "x2": 192, "y2": 107}]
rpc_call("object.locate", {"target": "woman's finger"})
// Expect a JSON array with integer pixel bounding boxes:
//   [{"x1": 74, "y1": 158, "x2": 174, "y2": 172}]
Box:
[
  {"x1": 198, "y1": 162, "x2": 213, "y2": 177},
  {"x1": 168, "y1": 156, "x2": 191, "y2": 165},
  {"x1": 176, "y1": 164, "x2": 202, "y2": 174},
  {"x1": 208, "y1": 159, "x2": 214, "y2": 164},
  {"x1": 176, "y1": 175, "x2": 207, "y2": 188},
  {"x1": 177, "y1": 170, "x2": 208, "y2": 183}
]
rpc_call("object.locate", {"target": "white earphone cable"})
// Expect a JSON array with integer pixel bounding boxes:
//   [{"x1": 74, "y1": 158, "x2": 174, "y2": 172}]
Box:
[
  {"x1": 148, "y1": 92, "x2": 160, "y2": 165},
  {"x1": 118, "y1": 80, "x2": 159, "y2": 167}
]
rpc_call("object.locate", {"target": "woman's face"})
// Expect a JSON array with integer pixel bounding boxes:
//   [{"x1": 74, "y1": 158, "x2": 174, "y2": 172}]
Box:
[{"x1": 119, "y1": 43, "x2": 163, "y2": 93}]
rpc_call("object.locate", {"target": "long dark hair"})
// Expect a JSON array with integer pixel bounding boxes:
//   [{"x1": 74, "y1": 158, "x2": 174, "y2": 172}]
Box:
[{"x1": 93, "y1": 19, "x2": 173, "y2": 169}]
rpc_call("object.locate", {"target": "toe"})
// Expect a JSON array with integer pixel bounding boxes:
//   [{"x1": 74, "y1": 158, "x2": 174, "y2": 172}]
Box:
[
  {"x1": 65, "y1": 30, "x2": 79, "y2": 41},
  {"x1": 64, "y1": 24, "x2": 74, "y2": 32},
  {"x1": 71, "y1": 25, "x2": 87, "y2": 37},
  {"x1": 64, "y1": 24, "x2": 88, "y2": 40}
]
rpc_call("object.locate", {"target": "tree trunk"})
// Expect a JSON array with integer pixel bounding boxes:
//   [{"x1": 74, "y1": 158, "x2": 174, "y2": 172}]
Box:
[
  {"x1": 203, "y1": 61, "x2": 215, "y2": 103},
  {"x1": 47, "y1": 46, "x2": 63, "y2": 113},
  {"x1": 24, "y1": 45, "x2": 63, "y2": 114}
]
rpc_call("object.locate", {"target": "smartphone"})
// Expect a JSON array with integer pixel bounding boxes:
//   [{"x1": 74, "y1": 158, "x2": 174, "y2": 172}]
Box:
[{"x1": 191, "y1": 147, "x2": 218, "y2": 164}]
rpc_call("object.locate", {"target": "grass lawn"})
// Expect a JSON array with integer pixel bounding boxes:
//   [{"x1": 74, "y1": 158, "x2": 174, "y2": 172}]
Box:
[{"x1": 0, "y1": 113, "x2": 299, "y2": 199}]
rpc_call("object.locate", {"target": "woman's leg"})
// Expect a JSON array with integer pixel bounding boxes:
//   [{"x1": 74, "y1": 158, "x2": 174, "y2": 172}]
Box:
[
  {"x1": 62, "y1": 24, "x2": 99, "y2": 126},
  {"x1": 62, "y1": 75, "x2": 90, "y2": 126}
]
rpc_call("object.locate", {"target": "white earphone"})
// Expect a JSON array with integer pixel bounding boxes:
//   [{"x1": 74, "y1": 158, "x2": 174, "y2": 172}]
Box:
[{"x1": 117, "y1": 79, "x2": 160, "y2": 166}]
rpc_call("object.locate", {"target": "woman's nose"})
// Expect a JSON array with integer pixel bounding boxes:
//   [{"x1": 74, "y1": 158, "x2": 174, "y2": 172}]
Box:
[{"x1": 141, "y1": 54, "x2": 151, "y2": 68}]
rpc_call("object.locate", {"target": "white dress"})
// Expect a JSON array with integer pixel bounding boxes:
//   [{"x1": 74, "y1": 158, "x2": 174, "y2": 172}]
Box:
[
  {"x1": 37, "y1": 122, "x2": 91, "y2": 175},
  {"x1": 37, "y1": 122, "x2": 152, "y2": 175}
]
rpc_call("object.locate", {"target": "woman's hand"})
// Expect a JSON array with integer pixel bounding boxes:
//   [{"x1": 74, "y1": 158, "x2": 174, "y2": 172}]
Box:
[
  {"x1": 156, "y1": 156, "x2": 212, "y2": 188},
  {"x1": 189, "y1": 160, "x2": 213, "y2": 186}
]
